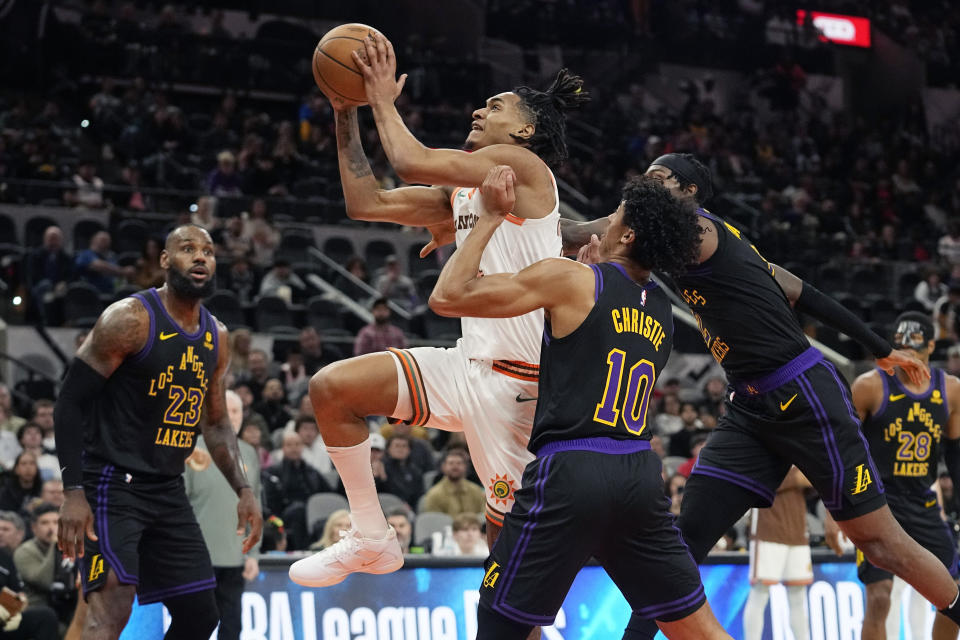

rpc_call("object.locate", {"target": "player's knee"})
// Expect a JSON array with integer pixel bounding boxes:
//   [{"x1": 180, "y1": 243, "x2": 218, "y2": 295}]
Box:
[
  {"x1": 476, "y1": 603, "x2": 533, "y2": 640},
  {"x1": 167, "y1": 590, "x2": 220, "y2": 637},
  {"x1": 310, "y1": 364, "x2": 349, "y2": 418},
  {"x1": 865, "y1": 584, "x2": 892, "y2": 616}
]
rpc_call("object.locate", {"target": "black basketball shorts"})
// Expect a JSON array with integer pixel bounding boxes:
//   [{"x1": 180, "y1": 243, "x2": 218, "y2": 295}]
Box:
[{"x1": 79, "y1": 462, "x2": 215, "y2": 604}]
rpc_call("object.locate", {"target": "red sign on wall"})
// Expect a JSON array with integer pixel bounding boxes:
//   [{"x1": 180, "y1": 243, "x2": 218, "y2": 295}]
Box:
[{"x1": 797, "y1": 10, "x2": 871, "y2": 48}]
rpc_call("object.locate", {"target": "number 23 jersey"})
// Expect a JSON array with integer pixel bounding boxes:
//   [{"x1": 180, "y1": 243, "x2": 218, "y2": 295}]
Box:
[
  {"x1": 87, "y1": 288, "x2": 219, "y2": 477},
  {"x1": 530, "y1": 262, "x2": 672, "y2": 453}
]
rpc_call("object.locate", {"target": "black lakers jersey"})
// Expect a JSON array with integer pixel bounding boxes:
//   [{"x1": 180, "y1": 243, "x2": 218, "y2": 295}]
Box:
[
  {"x1": 87, "y1": 288, "x2": 219, "y2": 477},
  {"x1": 864, "y1": 368, "x2": 949, "y2": 496},
  {"x1": 529, "y1": 262, "x2": 672, "y2": 452},
  {"x1": 673, "y1": 210, "x2": 810, "y2": 379}
]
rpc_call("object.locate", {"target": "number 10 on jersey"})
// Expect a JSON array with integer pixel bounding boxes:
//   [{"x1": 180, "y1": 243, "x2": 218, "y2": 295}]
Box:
[{"x1": 594, "y1": 349, "x2": 656, "y2": 435}]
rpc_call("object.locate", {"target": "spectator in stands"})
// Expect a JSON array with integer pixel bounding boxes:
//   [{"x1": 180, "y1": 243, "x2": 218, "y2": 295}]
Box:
[
  {"x1": 654, "y1": 394, "x2": 683, "y2": 437},
  {"x1": 335, "y1": 256, "x2": 372, "y2": 301},
  {"x1": 934, "y1": 280, "x2": 960, "y2": 341},
  {"x1": 385, "y1": 510, "x2": 413, "y2": 554},
  {"x1": 0, "y1": 385, "x2": 26, "y2": 435},
  {"x1": 133, "y1": 236, "x2": 164, "y2": 289},
  {"x1": 246, "y1": 199, "x2": 280, "y2": 269},
  {"x1": 354, "y1": 298, "x2": 407, "y2": 357},
  {"x1": 227, "y1": 257, "x2": 257, "y2": 305},
  {"x1": 940, "y1": 471, "x2": 960, "y2": 522},
  {"x1": 191, "y1": 195, "x2": 221, "y2": 232},
  {"x1": 24, "y1": 226, "x2": 72, "y2": 324},
  {"x1": 299, "y1": 327, "x2": 343, "y2": 375},
  {"x1": 28, "y1": 402, "x2": 54, "y2": 455},
  {"x1": 229, "y1": 329, "x2": 252, "y2": 377},
  {"x1": 114, "y1": 162, "x2": 150, "y2": 212},
  {"x1": 421, "y1": 449, "x2": 485, "y2": 518},
  {"x1": 37, "y1": 481, "x2": 62, "y2": 510},
  {"x1": 668, "y1": 402, "x2": 707, "y2": 458},
  {"x1": 381, "y1": 435, "x2": 424, "y2": 509},
  {"x1": 0, "y1": 541, "x2": 59, "y2": 639},
  {"x1": 13, "y1": 503, "x2": 77, "y2": 622},
  {"x1": 220, "y1": 216, "x2": 251, "y2": 259},
  {"x1": 374, "y1": 255, "x2": 418, "y2": 310},
  {"x1": 939, "y1": 221, "x2": 960, "y2": 269},
  {"x1": 207, "y1": 151, "x2": 242, "y2": 197},
  {"x1": 311, "y1": 510, "x2": 351, "y2": 551},
  {"x1": 258, "y1": 260, "x2": 306, "y2": 303},
  {"x1": 701, "y1": 376, "x2": 727, "y2": 418},
  {"x1": 0, "y1": 453, "x2": 41, "y2": 515},
  {"x1": 677, "y1": 434, "x2": 709, "y2": 477},
  {"x1": 0, "y1": 512, "x2": 24, "y2": 554},
  {"x1": 667, "y1": 473, "x2": 686, "y2": 517},
  {"x1": 74, "y1": 231, "x2": 132, "y2": 294},
  {"x1": 253, "y1": 378, "x2": 292, "y2": 433},
  {"x1": 915, "y1": 267, "x2": 947, "y2": 312},
  {"x1": 263, "y1": 432, "x2": 332, "y2": 550},
  {"x1": 63, "y1": 160, "x2": 104, "y2": 209},
  {"x1": 281, "y1": 348, "x2": 309, "y2": 403},
  {"x1": 380, "y1": 421, "x2": 434, "y2": 472},
  {"x1": 448, "y1": 513, "x2": 488, "y2": 557},
  {"x1": 14, "y1": 425, "x2": 57, "y2": 482},
  {"x1": 260, "y1": 516, "x2": 287, "y2": 553},
  {"x1": 243, "y1": 154, "x2": 287, "y2": 197},
  {"x1": 239, "y1": 420, "x2": 271, "y2": 470},
  {"x1": 947, "y1": 345, "x2": 960, "y2": 378},
  {"x1": 362, "y1": 433, "x2": 390, "y2": 495},
  {"x1": 238, "y1": 349, "x2": 274, "y2": 403},
  {"x1": 290, "y1": 415, "x2": 331, "y2": 475}
]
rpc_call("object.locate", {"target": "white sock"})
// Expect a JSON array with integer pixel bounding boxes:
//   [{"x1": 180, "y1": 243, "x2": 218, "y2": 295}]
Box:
[
  {"x1": 743, "y1": 584, "x2": 770, "y2": 640},
  {"x1": 327, "y1": 439, "x2": 388, "y2": 539},
  {"x1": 786, "y1": 585, "x2": 810, "y2": 640}
]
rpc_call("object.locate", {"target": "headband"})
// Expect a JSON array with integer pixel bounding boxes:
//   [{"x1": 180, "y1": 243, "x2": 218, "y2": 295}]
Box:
[{"x1": 651, "y1": 154, "x2": 714, "y2": 201}]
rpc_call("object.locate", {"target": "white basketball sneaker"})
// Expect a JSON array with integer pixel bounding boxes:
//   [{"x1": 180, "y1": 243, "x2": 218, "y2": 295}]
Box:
[{"x1": 288, "y1": 521, "x2": 404, "y2": 587}]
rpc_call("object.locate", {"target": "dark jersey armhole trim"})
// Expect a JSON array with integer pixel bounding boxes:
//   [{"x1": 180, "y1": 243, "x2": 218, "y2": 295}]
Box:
[
  {"x1": 208, "y1": 309, "x2": 219, "y2": 356},
  {"x1": 129, "y1": 293, "x2": 155, "y2": 364},
  {"x1": 874, "y1": 369, "x2": 890, "y2": 419}
]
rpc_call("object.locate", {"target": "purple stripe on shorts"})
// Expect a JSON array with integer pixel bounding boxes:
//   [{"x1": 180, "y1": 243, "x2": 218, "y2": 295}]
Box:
[
  {"x1": 690, "y1": 464, "x2": 776, "y2": 505},
  {"x1": 493, "y1": 455, "x2": 554, "y2": 623},
  {"x1": 732, "y1": 347, "x2": 823, "y2": 395},
  {"x1": 96, "y1": 465, "x2": 137, "y2": 585},
  {"x1": 137, "y1": 577, "x2": 217, "y2": 604},
  {"x1": 822, "y1": 361, "x2": 884, "y2": 493},
  {"x1": 636, "y1": 584, "x2": 706, "y2": 619},
  {"x1": 797, "y1": 374, "x2": 844, "y2": 511},
  {"x1": 129, "y1": 294, "x2": 155, "y2": 364},
  {"x1": 536, "y1": 437, "x2": 650, "y2": 457}
]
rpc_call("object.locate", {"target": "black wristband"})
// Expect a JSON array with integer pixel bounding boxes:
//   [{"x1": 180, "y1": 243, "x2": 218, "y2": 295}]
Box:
[
  {"x1": 795, "y1": 284, "x2": 892, "y2": 358},
  {"x1": 55, "y1": 358, "x2": 108, "y2": 486}
]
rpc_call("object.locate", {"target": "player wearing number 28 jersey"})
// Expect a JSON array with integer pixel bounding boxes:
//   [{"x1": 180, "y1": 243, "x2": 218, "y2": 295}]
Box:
[{"x1": 430, "y1": 166, "x2": 731, "y2": 640}]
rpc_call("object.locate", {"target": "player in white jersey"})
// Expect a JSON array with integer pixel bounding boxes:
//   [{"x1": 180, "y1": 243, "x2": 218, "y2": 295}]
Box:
[{"x1": 289, "y1": 31, "x2": 589, "y2": 588}]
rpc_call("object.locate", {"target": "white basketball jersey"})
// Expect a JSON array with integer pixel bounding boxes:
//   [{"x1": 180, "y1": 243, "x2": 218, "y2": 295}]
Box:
[{"x1": 450, "y1": 169, "x2": 562, "y2": 363}]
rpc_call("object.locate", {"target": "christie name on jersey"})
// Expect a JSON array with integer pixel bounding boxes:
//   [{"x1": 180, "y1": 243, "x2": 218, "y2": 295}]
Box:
[{"x1": 611, "y1": 307, "x2": 667, "y2": 352}]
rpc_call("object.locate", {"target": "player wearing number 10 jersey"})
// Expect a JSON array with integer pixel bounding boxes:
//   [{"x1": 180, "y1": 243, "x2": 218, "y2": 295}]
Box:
[
  {"x1": 430, "y1": 166, "x2": 731, "y2": 639},
  {"x1": 53, "y1": 225, "x2": 261, "y2": 640}
]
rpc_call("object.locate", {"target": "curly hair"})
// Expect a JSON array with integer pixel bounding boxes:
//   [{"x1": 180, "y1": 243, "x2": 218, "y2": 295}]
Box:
[
  {"x1": 512, "y1": 69, "x2": 590, "y2": 169},
  {"x1": 621, "y1": 177, "x2": 701, "y2": 274}
]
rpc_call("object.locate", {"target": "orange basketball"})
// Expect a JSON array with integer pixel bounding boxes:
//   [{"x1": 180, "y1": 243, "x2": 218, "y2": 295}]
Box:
[{"x1": 312, "y1": 23, "x2": 380, "y2": 108}]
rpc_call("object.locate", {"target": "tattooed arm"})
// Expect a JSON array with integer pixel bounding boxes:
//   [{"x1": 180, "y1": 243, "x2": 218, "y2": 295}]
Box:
[{"x1": 201, "y1": 321, "x2": 263, "y2": 553}]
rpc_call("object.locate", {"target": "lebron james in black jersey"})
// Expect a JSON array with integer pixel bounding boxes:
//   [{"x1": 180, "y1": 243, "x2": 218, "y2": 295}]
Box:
[
  {"x1": 849, "y1": 313, "x2": 960, "y2": 640},
  {"x1": 566, "y1": 154, "x2": 960, "y2": 638},
  {"x1": 432, "y1": 166, "x2": 731, "y2": 639},
  {"x1": 53, "y1": 225, "x2": 262, "y2": 640}
]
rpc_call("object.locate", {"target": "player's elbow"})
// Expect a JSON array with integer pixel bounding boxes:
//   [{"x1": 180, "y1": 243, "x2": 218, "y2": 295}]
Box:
[{"x1": 428, "y1": 290, "x2": 462, "y2": 317}]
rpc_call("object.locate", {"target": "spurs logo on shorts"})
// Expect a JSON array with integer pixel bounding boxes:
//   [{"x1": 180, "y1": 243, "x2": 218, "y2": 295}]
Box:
[{"x1": 489, "y1": 474, "x2": 516, "y2": 507}]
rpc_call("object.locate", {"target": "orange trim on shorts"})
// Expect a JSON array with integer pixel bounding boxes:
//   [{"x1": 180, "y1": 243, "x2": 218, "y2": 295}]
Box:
[
  {"x1": 388, "y1": 348, "x2": 431, "y2": 427},
  {"x1": 485, "y1": 504, "x2": 505, "y2": 527},
  {"x1": 450, "y1": 187, "x2": 461, "y2": 209},
  {"x1": 783, "y1": 579, "x2": 814, "y2": 586},
  {"x1": 491, "y1": 359, "x2": 540, "y2": 381},
  {"x1": 505, "y1": 213, "x2": 524, "y2": 226}
]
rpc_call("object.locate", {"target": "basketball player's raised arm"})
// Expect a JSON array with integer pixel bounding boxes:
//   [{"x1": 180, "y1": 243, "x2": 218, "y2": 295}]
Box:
[
  {"x1": 771, "y1": 264, "x2": 929, "y2": 385},
  {"x1": 430, "y1": 166, "x2": 575, "y2": 319},
  {"x1": 354, "y1": 33, "x2": 542, "y2": 189},
  {"x1": 560, "y1": 218, "x2": 610, "y2": 256},
  {"x1": 54, "y1": 297, "x2": 150, "y2": 560},
  {"x1": 201, "y1": 321, "x2": 263, "y2": 554}
]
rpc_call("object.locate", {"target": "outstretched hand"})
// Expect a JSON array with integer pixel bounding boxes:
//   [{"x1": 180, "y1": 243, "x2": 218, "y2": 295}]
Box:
[
  {"x1": 58, "y1": 490, "x2": 97, "y2": 560},
  {"x1": 479, "y1": 165, "x2": 517, "y2": 221},
  {"x1": 352, "y1": 32, "x2": 407, "y2": 107},
  {"x1": 237, "y1": 488, "x2": 263, "y2": 555},
  {"x1": 876, "y1": 348, "x2": 930, "y2": 386}
]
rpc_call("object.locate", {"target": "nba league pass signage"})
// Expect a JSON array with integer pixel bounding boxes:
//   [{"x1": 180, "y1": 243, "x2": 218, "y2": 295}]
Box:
[{"x1": 119, "y1": 560, "x2": 936, "y2": 639}]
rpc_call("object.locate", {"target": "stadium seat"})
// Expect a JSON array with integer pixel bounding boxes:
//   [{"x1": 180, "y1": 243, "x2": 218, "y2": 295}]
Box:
[
  {"x1": 254, "y1": 295, "x2": 293, "y2": 330},
  {"x1": 205, "y1": 290, "x2": 245, "y2": 329},
  {"x1": 114, "y1": 284, "x2": 140, "y2": 301},
  {"x1": 73, "y1": 219, "x2": 106, "y2": 251},
  {"x1": 833, "y1": 294, "x2": 864, "y2": 319},
  {"x1": 901, "y1": 299, "x2": 928, "y2": 313},
  {"x1": 365, "y1": 240, "x2": 398, "y2": 273},
  {"x1": 378, "y1": 493, "x2": 409, "y2": 516},
  {"x1": 850, "y1": 267, "x2": 888, "y2": 298},
  {"x1": 0, "y1": 214, "x2": 17, "y2": 245},
  {"x1": 278, "y1": 230, "x2": 315, "y2": 264},
  {"x1": 422, "y1": 469, "x2": 438, "y2": 492},
  {"x1": 415, "y1": 270, "x2": 441, "y2": 301},
  {"x1": 305, "y1": 492, "x2": 349, "y2": 535},
  {"x1": 869, "y1": 297, "x2": 898, "y2": 325},
  {"x1": 306, "y1": 296, "x2": 345, "y2": 330},
  {"x1": 322, "y1": 236, "x2": 355, "y2": 266},
  {"x1": 816, "y1": 266, "x2": 847, "y2": 294},
  {"x1": 115, "y1": 219, "x2": 149, "y2": 254},
  {"x1": 897, "y1": 270, "x2": 922, "y2": 298},
  {"x1": 63, "y1": 282, "x2": 105, "y2": 328},
  {"x1": 414, "y1": 512, "x2": 453, "y2": 547},
  {"x1": 24, "y1": 216, "x2": 57, "y2": 249}
]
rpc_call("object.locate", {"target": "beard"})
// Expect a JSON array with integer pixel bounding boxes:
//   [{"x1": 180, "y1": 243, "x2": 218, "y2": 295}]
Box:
[{"x1": 168, "y1": 266, "x2": 217, "y2": 300}]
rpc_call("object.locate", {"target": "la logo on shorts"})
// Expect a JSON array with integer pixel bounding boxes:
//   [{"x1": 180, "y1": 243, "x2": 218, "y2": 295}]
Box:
[
  {"x1": 482, "y1": 561, "x2": 501, "y2": 589},
  {"x1": 88, "y1": 554, "x2": 105, "y2": 582}
]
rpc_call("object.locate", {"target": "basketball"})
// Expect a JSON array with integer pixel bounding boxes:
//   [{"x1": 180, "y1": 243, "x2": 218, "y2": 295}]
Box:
[{"x1": 312, "y1": 23, "x2": 380, "y2": 108}]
